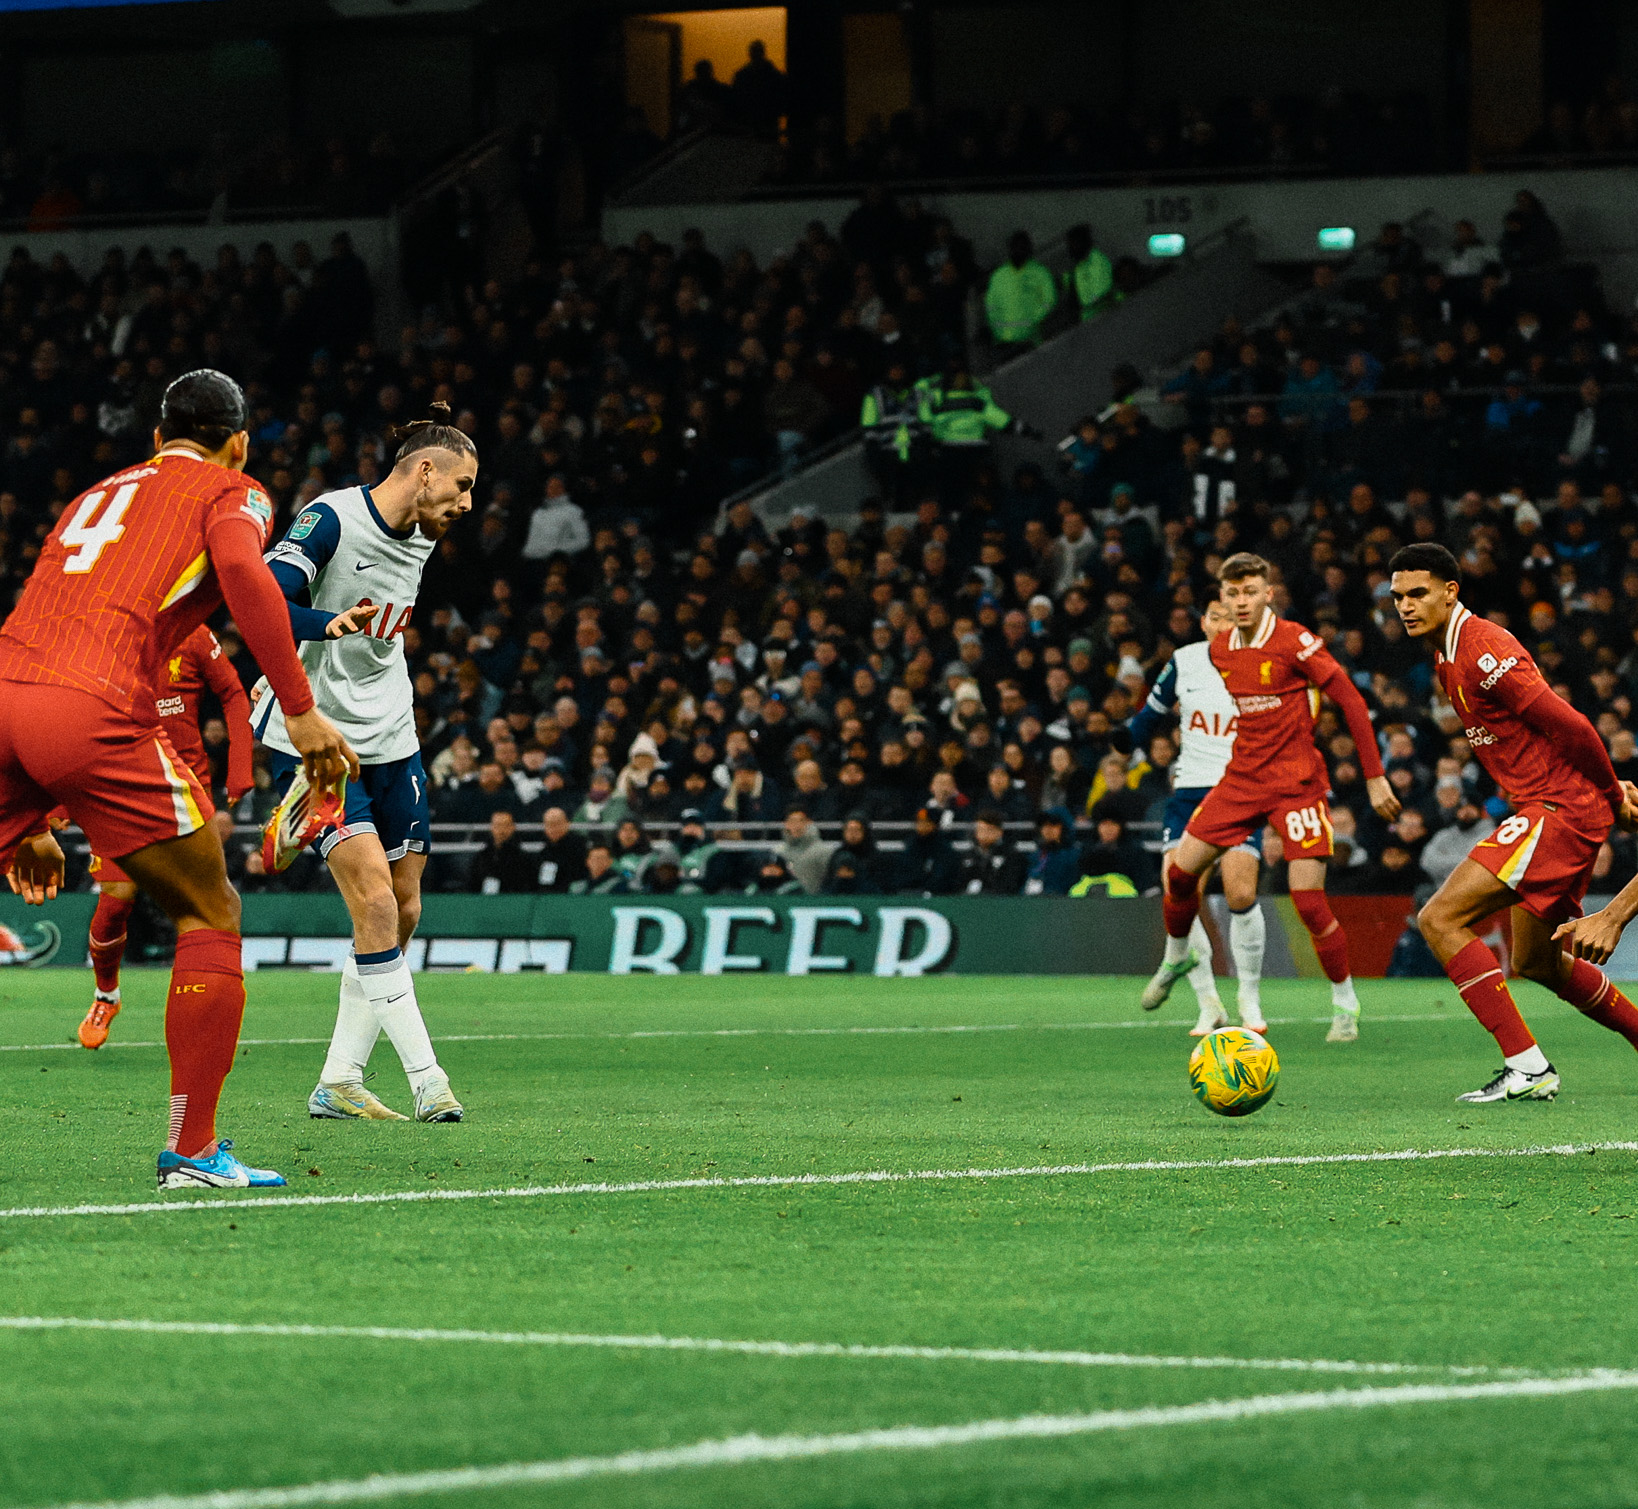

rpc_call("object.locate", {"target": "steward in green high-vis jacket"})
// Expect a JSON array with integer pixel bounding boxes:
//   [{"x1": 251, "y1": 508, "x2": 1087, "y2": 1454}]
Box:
[
  {"x1": 1063, "y1": 223, "x2": 1117, "y2": 321},
  {"x1": 915, "y1": 365, "x2": 1017, "y2": 507},
  {"x1": 860, "y1": 360, "x2": 921, "y2": 504},
  {"x1": 984, "y1": 230, "x2": 1057, "y2": 349},
  {"x1": 914, "y1": 370, "x2": 1012, "y2": 447}
]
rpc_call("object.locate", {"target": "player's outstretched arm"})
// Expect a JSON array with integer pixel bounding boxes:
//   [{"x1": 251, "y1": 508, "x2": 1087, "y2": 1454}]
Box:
[
  {"x1": 201, "y1": 635, "x2": 257, "y2": 805},
  {"x1": 284, "y1": 707, "x2": 361, "y2": 785},
  {"x1": 1554, "y1": 886, "x2": 1638, "y2": 965},
  {"x1": 1117, "y1": 656, "x2": 1177, "y2": 756},
  {"x1": 266, "y1": 555, "x2": 377, "y2": 641},
  {"x1": 206, "y1": 512, "x2": 359, "y2": 785},
  {"x1": 5, "y1": 830, "x2": 64, "y2": 905},
  {"x1": 324, "y1": 603, "x2": 379, "y2": 639},
  {"x1": 1514, "y1": 687, "x2": 1626, "y2": 820},
  {"x1": 1306, "y1": 653, "x2": 1399, "y2": 819}
]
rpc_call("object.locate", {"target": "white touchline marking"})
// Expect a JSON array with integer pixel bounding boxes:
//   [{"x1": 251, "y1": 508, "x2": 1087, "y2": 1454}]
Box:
[
  {"x1": 4, "y1": 1141, "x2": 1634, "y2": 1222},
  {"x1": 0, "y1": 1315, "x2": 1510, "y2": 1378},
  {"x1": 0, "y1": 1011, "x2": 1465, "y2": 1053},
  {"x1": 28, "y1": 1372, "x2": 1638, "y2": 1509}
]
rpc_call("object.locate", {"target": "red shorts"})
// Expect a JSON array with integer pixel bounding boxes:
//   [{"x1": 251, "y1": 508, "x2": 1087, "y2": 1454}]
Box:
[
  {"x1": 0, "y1": 681, "x2": 213, "y2": 873},
  {"x1": 1186, "y1": 779, "x2": 1334, "y2": 860},
  {"x1": 1466, "y1": 803, "x2": 1603, "y2": 924}
]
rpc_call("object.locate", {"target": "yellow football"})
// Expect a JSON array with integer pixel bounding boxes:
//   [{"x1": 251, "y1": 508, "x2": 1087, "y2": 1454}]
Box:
[{"x1": 1188, "y1": 1026, "x2": 1280, "y2": 1117}]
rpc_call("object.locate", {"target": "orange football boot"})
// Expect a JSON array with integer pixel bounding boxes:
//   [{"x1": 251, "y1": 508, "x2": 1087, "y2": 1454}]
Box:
[{"x1": 78, "y1": 994, "x2": 120, "y2": 1050}]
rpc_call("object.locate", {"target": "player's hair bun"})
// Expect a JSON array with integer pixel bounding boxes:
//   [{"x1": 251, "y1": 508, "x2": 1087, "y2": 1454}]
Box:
[{"x1": 393, "y1": 401, "x2": 476, "y2": 466}]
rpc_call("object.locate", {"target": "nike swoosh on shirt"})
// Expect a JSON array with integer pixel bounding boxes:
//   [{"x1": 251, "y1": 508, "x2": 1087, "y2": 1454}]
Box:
[{"x1": 354, "y1": 562, "x2": 376, "y2": 572}]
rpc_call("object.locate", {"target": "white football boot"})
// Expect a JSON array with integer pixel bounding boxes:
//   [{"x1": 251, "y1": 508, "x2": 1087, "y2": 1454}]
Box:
[
  {"x1": 1325, "y1": 1010, "x2": 1360, "y2": 1043},
  {"x1": 308, "y1": 1082, "x2": 409, "y2": 1120},
  {"x1": 413, "y1": 1072, "x2": 464, "y2": 1123},
  {"x1": 1141, "y1": 950, "x2": 1199, "y2": 1011},
  {"x1": 1456, "y1": 1064, "x2": 1560, "y2": 1104},
  {"x1": 1189, "y1": 999, "x2": 1230, "y2": 1037}
]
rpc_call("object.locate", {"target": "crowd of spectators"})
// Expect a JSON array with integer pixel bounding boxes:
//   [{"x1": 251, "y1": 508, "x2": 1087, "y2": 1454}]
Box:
[
  {"x1": 764, "y1": 90, "x2": 1440, "y2": 189},
  {"x1": 223, "y1": 186, "x2": 1638, "y2": 909},
  {"x1": 0, "y1": 132, "x2": 422, "y2": 230},
  {"x1": 1520, "y1": 76, "x2": 1638, "y2": 162},
  {"x1": 6, "y1": 183, "x2": 1638, "y2": 911}
]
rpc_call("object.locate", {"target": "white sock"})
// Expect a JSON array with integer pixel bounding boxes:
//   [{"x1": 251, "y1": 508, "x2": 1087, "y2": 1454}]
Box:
[
  {"x1": 1229, "y1": 905, "x2": 1266, "y2": 1012},
  {"x1": 1163, "y1": 931, "x2": 1192, "y2": 966},
  {"x1": 1506, "y1": 1044, "x2": 1550, "y2": 1075},
  {"x1": 1332, "y1": 975, "x2": 1360, "y2": 1014},
  {"x1": 321, "y1": 958, "x2": 380, "y2": 1085},
  {"x1": 356, "y1": 949, "x2": 441, "y2": 1091},
  {"x1": 1186, "y1": 918, "x2": 1220, "y2": 1003}
]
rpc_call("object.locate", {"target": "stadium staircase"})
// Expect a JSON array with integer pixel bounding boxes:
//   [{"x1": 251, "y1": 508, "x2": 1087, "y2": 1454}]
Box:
[{"x1": 731, "y1": 222, "x2": 1289, "y2": 529}]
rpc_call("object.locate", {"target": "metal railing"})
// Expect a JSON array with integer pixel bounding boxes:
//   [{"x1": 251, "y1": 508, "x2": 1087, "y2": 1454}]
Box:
[{"x1": 52, "y1": 815, "x2": 1167, "y2": 863}]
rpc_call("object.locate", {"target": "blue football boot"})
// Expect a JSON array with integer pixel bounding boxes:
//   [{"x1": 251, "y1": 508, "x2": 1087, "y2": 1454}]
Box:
[{"x1": 156, "y1": 1140, "x2": 288, "y2": 1191}]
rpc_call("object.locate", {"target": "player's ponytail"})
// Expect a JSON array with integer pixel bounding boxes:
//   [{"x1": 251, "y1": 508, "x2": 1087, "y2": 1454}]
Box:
[{"x1": 392, "y1": 401, "x2": 477, "y2": 466}]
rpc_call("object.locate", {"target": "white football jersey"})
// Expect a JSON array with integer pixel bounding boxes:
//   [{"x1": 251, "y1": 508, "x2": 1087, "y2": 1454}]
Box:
[
  {"x1": 1146, "y1": 639, "x2": 1239, "y2": 788},
  {"x1": 252, "y1": 485, "x2": 434, "y2": 764}
]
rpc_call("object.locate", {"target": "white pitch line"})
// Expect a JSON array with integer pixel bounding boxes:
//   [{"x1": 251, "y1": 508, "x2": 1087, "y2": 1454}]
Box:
[
  {"x1": 0, "y1": 1011, "x2": 1464, "y2": 1054},
  {"x1": 0, "y1": 1315, "x2": 1503, "y2": 1378},
  {"x1": 29, "y1": 1372, "x2": 1638, "y2": 1509},
  {"x1": 4, "y1": 1140, "x2": 1634, "y2": 1222}
]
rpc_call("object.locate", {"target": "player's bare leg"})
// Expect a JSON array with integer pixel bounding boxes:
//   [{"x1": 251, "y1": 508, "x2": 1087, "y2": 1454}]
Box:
[
  {"x1": 1218, "y1": 848, "x2": 1266, "y2": 1032},
  {"x1": 1419, "y1": 860, "x2": 1560, "y2": 1100},
  {"x1": 118, "y1": 825, "x2": 287, "y2": 1188},
  {"x1": 79, "y1": 876, "x2": 136, "y2": 1049},
  {"x1": 1146, "y1": 831, "x2": 1224, "y2": 1013},
  {"x1": 314, "y1": 835, "x2": 459, "y2": 1122}
]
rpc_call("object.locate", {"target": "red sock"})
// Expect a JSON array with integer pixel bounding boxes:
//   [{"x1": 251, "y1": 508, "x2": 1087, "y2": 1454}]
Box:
[
  {"x1": 165, "y1": 928, "x2": 245, "y2": 1157},
  {"x1": 1558, "y1": 957, "x2": 1638, "y2": 1053},
  {"x1": 89, "y1": 893, "x2": 134, "y2": 995},
  {"x1": 1163, "y1": 864, "x2": 1200, "y2": 939},
  {"x1": 1291, "y1": 888, "x2": 1350, "y2": 983},
  {"x1": 1446, "y1": 937, "x2": 1536, "y2": 1056}
]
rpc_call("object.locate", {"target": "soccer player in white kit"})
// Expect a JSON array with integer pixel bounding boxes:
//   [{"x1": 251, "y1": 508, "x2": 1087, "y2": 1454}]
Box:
[
  {"x1": 254, "y1": 407, "x2": 476, "y2": 1120},
  {"x1": 1124, "y1": 600, "x2": 1268, "y2": 1034}
]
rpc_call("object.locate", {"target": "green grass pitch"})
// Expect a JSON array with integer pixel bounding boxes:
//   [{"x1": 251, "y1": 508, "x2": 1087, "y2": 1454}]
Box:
[{"x1": 5, "y1": 968, "x2": 1638, "y2": 1507}]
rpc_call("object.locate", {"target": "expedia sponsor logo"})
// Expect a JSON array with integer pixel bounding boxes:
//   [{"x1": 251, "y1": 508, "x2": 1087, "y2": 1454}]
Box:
[
  {"x1": 1464, "y1": 724, "x2": 1497, "y2": 747},
  {"x1": 1235, "y1": 694, "x2": 1283, "y2": 714},
  {"x1": 1477, "y1": 653, "x2": 1519, "y2": 691},
  {"x1": 1296, "y1": 630, "x2": 1322, "y2": 660},
  {"x1": 156, "y1": 695, "x2": 186, "y2": 717}
]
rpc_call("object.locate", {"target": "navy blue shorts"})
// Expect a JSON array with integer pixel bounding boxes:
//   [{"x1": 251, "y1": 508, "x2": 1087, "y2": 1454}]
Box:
[
  {"x1": 269, "y1": 750, "x2": 429, "y2": 862},
  {"x1": 1161, "y1": 786, "x2": 1259, "y2": 856}
]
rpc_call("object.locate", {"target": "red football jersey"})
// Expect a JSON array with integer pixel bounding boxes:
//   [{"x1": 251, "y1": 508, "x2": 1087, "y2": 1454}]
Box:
[
  {"x1": 1209, "y1": 608, "x2": 1336, "y2": 791},
  {"x1": 1434, "y1": 602, "x2": 1609, "y2": 832},
  {"x1": 154, "y1": 625, "x2": 254, "y2": 798},
  {"x1": 0, "y1": 452, "x2": 273, "y2": 723}
]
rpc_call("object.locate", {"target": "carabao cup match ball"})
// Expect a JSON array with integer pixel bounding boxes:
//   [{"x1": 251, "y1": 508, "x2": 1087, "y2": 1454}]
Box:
[{"x1": 1188, "y1": 1027, "x2": 1280, "y2": 1118}]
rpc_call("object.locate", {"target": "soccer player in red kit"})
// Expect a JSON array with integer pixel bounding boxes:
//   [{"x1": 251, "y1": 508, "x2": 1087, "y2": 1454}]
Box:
[
  {"x1": 1146, "y1": 552, "x2": 1403, "y2": 1041},
  {"x1": 0, "y1": 370, "x2": 356, "y2": 1190},
  {"x1": 1391, "y1": 542, "x2": 1638, "y2": 1102},
  {"x1": 77, "y1": 624, "x2": 255, "y2": 1049}
]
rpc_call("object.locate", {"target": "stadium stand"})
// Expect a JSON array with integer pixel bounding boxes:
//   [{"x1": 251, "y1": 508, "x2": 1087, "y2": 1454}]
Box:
[
  {"x1": 762, "y1": 91, "x2": 1443, "y2": 189},
  {"x1": 0, "y1": 132, "x2": 425, "y2": 228},
  {"x1": 5, "y1": 178, "x2": 1638, "y2": 923}
]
